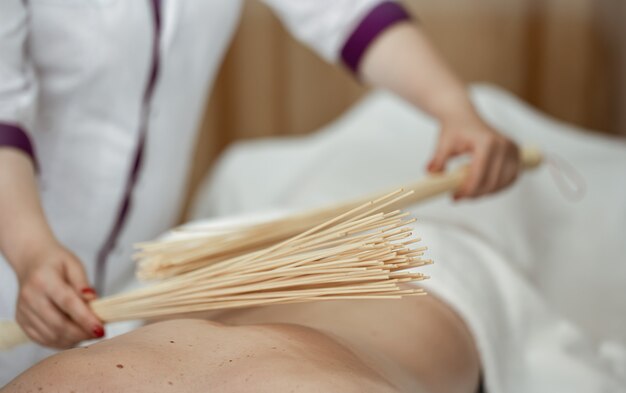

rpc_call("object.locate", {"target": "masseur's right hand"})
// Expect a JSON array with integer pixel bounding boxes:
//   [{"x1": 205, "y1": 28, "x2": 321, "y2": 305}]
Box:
[
  {"x1": 0, "y1": 149, "x2": 104, "y2": 348},
  {"x1": 13, "y1": 241, "x2": 105, "y2": 349}
]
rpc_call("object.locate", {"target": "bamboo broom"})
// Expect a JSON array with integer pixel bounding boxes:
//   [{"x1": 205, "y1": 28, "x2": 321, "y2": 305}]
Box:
[
  {"x1": 0, "y1": 147, "x2": 542, "y2": 350},
  {"x1": 136, "y1": 146, "x2": 542, "y2": 280},
  {"x1": 0, "y1": 190, "x2": 429, "y2": 350}
]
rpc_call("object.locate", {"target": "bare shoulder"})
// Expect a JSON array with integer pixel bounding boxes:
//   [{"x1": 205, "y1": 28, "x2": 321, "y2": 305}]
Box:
[{"x1": 211, "y1": 292, "x2": 481, "y2": 393}]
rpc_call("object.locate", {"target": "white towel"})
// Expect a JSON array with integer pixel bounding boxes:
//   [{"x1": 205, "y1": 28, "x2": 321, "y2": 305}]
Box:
[{"x1": 192, "y1": 85, "x2": 626, "y2": 391}]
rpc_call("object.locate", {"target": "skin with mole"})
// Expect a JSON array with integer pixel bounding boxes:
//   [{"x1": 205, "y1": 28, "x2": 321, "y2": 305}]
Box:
[{"x1": 1, "y1": 295, "x2": 479, "y2": 393}]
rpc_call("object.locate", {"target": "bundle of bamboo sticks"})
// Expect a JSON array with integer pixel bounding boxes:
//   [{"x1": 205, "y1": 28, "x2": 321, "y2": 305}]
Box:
[
  {"x1": 0, "y1": 190, "x2": 428, "y2": 349},
  {"x1": 136, "y1": 146, "x2": 541, "y2": 280},
  {"x1": 99, "y1": 189, "x2": 428, "y2": 322},
  {"x1": 135, "y1": 192, "x2": 418, "y2": 280}
]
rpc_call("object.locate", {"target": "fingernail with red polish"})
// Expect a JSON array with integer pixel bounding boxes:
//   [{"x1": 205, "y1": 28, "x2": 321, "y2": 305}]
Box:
[
  {"x1": 81, "y1": 287, "x2": 97, "y2": 296},
  {"x1": 93, "y1": 325, "x2": 105, "y2": 338}
]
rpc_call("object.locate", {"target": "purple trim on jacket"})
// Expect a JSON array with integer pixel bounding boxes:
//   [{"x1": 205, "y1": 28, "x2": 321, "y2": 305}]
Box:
[
  {"x1": 341, "y1": 1, "x2": 412, "y2": 74},
  {"x1": 94, "y1": 0, "x2": 162, "y2": 293},
  {"x1": 0, "y1": 123, "x2": 38, "y2": 169}
]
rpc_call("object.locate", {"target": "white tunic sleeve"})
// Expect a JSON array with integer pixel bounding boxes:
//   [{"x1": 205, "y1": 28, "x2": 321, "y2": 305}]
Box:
[
  {"x1": 0, "y1": 0, "x2": 38, "y2": 164},
  {"x1": 260, "y1": 0, "x2": 412, "y2": 72}
]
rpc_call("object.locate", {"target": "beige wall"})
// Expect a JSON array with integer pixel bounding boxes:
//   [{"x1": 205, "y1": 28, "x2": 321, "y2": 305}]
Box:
[{"x1": 182, "y1": 0, "x2": 624, "y2": 219}]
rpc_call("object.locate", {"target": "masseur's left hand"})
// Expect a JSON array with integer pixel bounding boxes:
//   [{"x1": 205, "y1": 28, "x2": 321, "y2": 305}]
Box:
[
  {"x1": 427, "y1": 115, "x2": 520, "y2": 199},
  {"x1": 359, "y1": 22, "x2": 522, "y2": 200}
]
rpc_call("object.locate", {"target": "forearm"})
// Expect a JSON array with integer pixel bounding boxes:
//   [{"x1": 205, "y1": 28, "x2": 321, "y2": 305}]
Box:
[
  {"x1": 359, "y1": 22, "x2": 478, "y2": 123},
  {"x1": 0, "y1": 149, "x2": 56, "y2": 274}
]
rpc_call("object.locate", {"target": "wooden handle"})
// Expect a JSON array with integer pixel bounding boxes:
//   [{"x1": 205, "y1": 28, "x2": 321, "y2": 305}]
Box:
[
  {"x1": 325, "y1": 146, "x2": 543, "y2": 211},
  {"x1": 520, "y1": 146, "x2": 543, "y2": 169},
  {"x1": 401, "y1": 145, "x2": 543, "y2": 204},
  {"x1": 0, "y1": 321, "x2": 31, "y2": 351}
]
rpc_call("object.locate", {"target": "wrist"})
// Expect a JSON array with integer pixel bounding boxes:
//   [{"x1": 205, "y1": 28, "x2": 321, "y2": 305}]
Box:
[
  {"x1": 439, "y1": 112, "x2": 488, "y2": 132},
  {"x1": 4, "y1": 227, "x2": 59, "y2": 279},
  {"x1": 421, "y1": 87, "x2": 479, "y2": 126}
]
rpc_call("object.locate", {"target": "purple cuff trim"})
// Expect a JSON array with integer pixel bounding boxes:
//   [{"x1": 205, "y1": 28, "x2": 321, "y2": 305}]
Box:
[
  {"x1": 341, "y1": 1, "x2": 412, "y2": 74},
  {"x1": 0, "y1": 123, "x2": 38, "y2": 169}
]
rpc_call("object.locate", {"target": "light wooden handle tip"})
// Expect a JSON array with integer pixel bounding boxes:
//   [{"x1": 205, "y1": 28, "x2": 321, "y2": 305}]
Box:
[
  {"x1": 521, "y1": 146, "x2": 543, "y2": 169},
  {"x1": 0, "y1": 321, "x2": 31, "y2": 351}
]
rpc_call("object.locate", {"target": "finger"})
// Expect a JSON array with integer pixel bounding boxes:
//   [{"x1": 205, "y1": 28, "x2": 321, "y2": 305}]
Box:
[
  {"x1": 17, "y1": 289, "x2": 58, "y2": 343},
  {"x1": 16, "y1": 310, "x2": 53, "y2": 346},
  {"x1": 22, "y1": 307, "x2": 61, "y2": 346},
  {"x1": 63, "y1": 254, "x2": 98, "y2": 302},
  {"x1": 80, "y1": 287, "x2": 98, "y2": 302},
  {"x1": 498, "y1": 158, "x2": 517, "y2": 191},
  {"x1": 503, "y1": 145, "x2": 521, "y2": 187},
  {"x1": 481, "y1": 144, "x2": 506, "y2": 195},
  {"x1": 47, "y1": 276, "x2": 105, "y2": 339},
  {"x1": 32, "y1": 296, "x2": 93, "y2": 346},
  {"x1": 456, "y1": 146, "x2": 490, "y2": 199},
  {"x1": 25, "y1": 310, "x2": 66, "y2": 348},
  {"x1": 21, "y1": 325, "x2": 48, "y2": 347},
  {"x1": 427, "y1": 138, "x2": 453, "y2": 173}
]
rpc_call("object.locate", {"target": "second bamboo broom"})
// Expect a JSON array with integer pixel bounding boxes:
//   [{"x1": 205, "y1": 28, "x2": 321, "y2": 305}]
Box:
[{"x1": 136, "y1": 146, "x2": 542, "y2": 280}]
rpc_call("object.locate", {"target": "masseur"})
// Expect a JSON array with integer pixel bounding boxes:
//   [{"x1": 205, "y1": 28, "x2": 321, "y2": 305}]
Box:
[{"x1": 0, "y1": 0, "x2": 519, "y2": 380}]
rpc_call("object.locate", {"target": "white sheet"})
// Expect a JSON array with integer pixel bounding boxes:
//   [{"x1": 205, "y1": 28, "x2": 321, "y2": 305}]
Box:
[{"x1": 192, "y1": 85, "x2": 626, "y2": 392}]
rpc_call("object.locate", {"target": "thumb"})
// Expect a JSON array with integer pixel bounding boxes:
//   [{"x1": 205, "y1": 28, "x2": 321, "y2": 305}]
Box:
[
  {"x1": 427, "y1": 138, "x2": 453, "y2": 173},
  {"x1": 63, "y1": 253, "x2": 98, "y2": 302}
]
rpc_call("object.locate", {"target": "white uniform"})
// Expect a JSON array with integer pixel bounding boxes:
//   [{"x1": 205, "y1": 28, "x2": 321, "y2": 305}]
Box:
[{"x1": 0, "y1": 0, "x2": 410, "y2": 383}]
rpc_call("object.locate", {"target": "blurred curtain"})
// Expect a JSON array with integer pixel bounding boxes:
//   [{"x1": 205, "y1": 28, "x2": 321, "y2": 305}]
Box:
[{"x1": 596, "y1": 0, "x2": 626, "y2": 138}]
